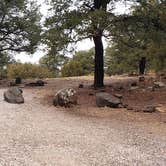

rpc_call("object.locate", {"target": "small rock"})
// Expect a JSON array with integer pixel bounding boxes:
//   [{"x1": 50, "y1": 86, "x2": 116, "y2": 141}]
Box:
[
  {"x1": 155, "y1": 107, "x2": 166, "y2": 113},
  {"x1": 53, "y1": 88, "x2": 77, "y2": 107},
  {"x1": 128, "y1": 71, "x2": 138, "y2": 77},
  {"x1": 131, "y1": 82, "x2": 137, "y2": 87},
  {"x1": 127, "y1": 106, "x2": 133, "y2": 110},
  {"x1": 153, "y1": 81, "x2": 165, "y2": 88},
  {"x1": 139, "y1": 76, "x2": 145, "y2": 82},
  {"x1": 143, "y1": 106, "x2": 156, "y2": 113},
  {"x1": 78, "y1": 84, "x2": 84, "y2": 88},
  {"x1": 9, "y1": 81, "x2": 16, "y2": 86},
  {"x1": 123, "y1": 104, "x2": 128, "y2": 108},
  {"x1": 36, "y1": 80, "x2": 45, "y2": 86},
  {"x1": 147, "y1": 86, "x2": 154, "y2": 91},
  {"x1": 129, "y1": 86, "x2": 139, "y2": 91},
  {"x1": 4, "y1": 87, "x2": 24, "y2": 104},
  {"x1": 114, "y1": 93, "x2": 123, "y2": 99},
  {"x1": 88, "y1": 92, "x2": 94, "y2": 96},
  {"x1": 99, "y1": 89, "x2": 106, "y2": 92},
  {"x1": 19, "y1": 85, "x2": 25, "y2": 88},
  {"x1": 96, "y1": 92, "x2": 121, "y2": 108},
  {"x1": 118, "y1": 104, "x2": 124, "y2": 108}
]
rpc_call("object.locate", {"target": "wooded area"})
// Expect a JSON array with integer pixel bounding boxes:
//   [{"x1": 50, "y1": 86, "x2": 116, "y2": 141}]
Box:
[{"x1": 0, "y1": 0, "x2": 165, "y2": 85}]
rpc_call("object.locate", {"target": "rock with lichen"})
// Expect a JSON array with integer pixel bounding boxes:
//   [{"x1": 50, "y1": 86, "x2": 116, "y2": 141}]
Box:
[{"x1": 53, "y1": 88, "x2": 77, "y2": 107}]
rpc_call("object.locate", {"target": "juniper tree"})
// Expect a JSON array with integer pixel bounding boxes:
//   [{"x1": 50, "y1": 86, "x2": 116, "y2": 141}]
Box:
[
  {"x1": 0, "y1": 0, "x2": 41, "y2": 53},
  {"x1": 44, "y1": 0, "x2": 115, "y2": 88}
]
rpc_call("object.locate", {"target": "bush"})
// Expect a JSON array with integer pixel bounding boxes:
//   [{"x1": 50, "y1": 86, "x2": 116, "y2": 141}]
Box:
[
  {"x1": 61, "y1": 61, "x2": 83, "y2": 77},
  {"x1": 7, "y1": 63, "x2": 52, "y2": 79},
  {"x1": 72, "y1": 49, "x2": 94, "y2": 75}
]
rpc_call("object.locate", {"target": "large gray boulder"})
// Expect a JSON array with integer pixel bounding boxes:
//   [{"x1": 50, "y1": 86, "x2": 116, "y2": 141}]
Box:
[
  {"x1": 96, "y1": 92, "x2": 121, "y2": 108},
  {"x1": 53, "y1": 88, "x2": 77, "y2": 107},
  {"x1": 4, "y1": 87, "x2": 24, "y2": 104}
]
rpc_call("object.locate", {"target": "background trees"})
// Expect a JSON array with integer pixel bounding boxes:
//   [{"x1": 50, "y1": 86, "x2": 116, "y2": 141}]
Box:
[
  {"x1": 105, "y1": 44, "x2": 141, "y2": 75},
  {"x1": 105, "y1": 0, "x2": 166, "y2": 75},
  {"x1": 61, "y1": 49, "x2": 94, "y2": 77},
  {"x1": 1, "y1": 0, "x2": 165, "y2": 80},
  {"x1": 0, "y1": 52, "x2": 15, "y2": 78},
  {"x1": 0, "y1": 0, "x2": 42, "y2": 79},
  {"x1": 72, "y1": 49, "x2": 94, "y2": 75},
  {"x1": 39, "y1": 54, "x2": 69, "y2": 77},
  {"x1": 7, "y1": 63, "x2": 51, "y2": 79},
  {"x1": 61, "y1": 61, "x2": 83, "y2": 77}
]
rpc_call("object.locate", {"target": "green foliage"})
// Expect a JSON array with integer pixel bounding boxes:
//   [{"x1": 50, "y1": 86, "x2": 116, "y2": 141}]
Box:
[
  {"x1": 0, "y1": 52, "x2": 15, "y2": 78},
  {"x1": 61, "y1": 61, "x2": 83, "y2": 77},
  {"x1": 146, "y1": 41, "x2": 166, "y2": 72},
  {"x1": 61, "y1": 49, "x2": 94, "y2": 77},
  {"x1": 73, "y1": 49, "x2": 94, "y2": 75},
  {"x1": 39, "y1": 54, "x2": 69, "y2": 77},
  {"x1": 106, "y1": 0, "x2": 166, "y2": 74},
  {"x1": 105, "y1": 44, "x2": 143, "y2": 75},
  {"x1": 0, "y1": 0, "x2": 41, "y2": 53},
  {"x1": 7, "y1": 63, "x2": 52, "y2": 79},
  {"x1": 43, "y1": 0, "x2": 114, "y2": 55}
]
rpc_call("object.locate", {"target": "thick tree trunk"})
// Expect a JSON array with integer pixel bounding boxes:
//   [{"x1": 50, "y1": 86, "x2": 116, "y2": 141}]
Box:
[
  {"x1": 93, "y1": 34, "x2": 104, "y2": 88},
  {"x1": 139, "y1": 57, "x2": 146, "y2": 75}
]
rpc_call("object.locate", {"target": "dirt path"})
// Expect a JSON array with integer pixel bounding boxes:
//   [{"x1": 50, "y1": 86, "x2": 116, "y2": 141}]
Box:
[{"x1": 0, "y1": 87, "x2": 166, "y2": 166}]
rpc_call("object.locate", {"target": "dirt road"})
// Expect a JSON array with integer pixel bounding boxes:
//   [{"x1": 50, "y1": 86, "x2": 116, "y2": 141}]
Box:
[{"x1": 0, "y1": 87, "x2": 166, "y2": 166}]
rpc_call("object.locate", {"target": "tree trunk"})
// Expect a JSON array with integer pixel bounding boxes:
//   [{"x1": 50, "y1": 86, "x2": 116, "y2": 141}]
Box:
[
  {"x1": 93, "y1": 34, "x2": 104, "y2": 88},
  {"x1": 139, "y1": 57, "x2": 146, "y2": 75}
]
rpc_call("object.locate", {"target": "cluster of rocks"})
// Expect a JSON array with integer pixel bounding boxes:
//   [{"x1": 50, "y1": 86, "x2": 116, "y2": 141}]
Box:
[
  {"x1": 125, "y1": 105, "x2": 166, "y2": 113},
  {"x1": 9, "y1": 77, "x2": 22, "y2": 86},
  {"x1": 3, "y1": 78, "x2": 165, "y2": 113},
  {"x1": 9, "y1": 78, "x2": 46, "y2": 87},
  {"x1": 4, "y1": 79, "x2": 45, "y2": 104},
  {"x1": 52, "y1": 87, "x2": 124, "y2": 108}
]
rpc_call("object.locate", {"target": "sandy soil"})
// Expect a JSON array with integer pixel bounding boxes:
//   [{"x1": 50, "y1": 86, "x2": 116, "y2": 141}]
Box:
[{"x1": 0, "y1": 76, "x2": 166, "y2": 166}]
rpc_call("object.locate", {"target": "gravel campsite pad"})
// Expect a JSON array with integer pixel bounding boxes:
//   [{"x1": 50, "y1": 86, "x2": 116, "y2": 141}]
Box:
[{"x1": 0, "y1": 77, "x2": 166, "y2": 165}]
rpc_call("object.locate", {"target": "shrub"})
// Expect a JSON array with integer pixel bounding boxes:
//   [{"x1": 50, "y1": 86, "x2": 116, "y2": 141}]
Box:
[
  {"x1": 7, "y1": 63, "x2": 52, "y2": 79},
  {"x1": 61, "y1": 61, "x2": 83, "y2": 77}
]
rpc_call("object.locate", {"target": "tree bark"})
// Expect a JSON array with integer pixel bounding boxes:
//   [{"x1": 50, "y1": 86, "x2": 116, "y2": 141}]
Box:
[
  {"x1": 93, "y1": 33, "x2": 104, "y2": 88},
  {"x1": 139, "y1": 57, "x2": 146, "y2": 75}
]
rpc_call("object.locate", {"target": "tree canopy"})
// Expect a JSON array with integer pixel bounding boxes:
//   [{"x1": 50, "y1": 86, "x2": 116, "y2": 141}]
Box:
[
  {"x1": 105, "y1": 0, "x2": 166, "y2": 74},
  {"x1": 0, "y1": 0, "x2": 41, "y2": 53},
  {"x1": 44, "y1": 0, "x2": 121, "y2": 87},
  {"x1": 39, "y1": 53, "x2": 69, "y2": 77},
  {"x1": 61, "y1": 48, "x2": 94, "y2": 77},
  {"x1": 0, "y1": 52, "x2": 15, "y2": 78}
]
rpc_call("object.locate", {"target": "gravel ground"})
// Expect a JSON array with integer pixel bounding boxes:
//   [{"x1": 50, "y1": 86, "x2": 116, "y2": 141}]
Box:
[{"x1": 0, "y1": 88, "x2": 166, "y2": 166}]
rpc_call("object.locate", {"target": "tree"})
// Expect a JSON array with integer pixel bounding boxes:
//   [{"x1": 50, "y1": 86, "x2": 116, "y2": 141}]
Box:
[
  {"x1": 110, "y1": 0, "x2": 166, "y2": 72},
  {"x1": 0, "y1": 0, "x2": 41, "y2": 53},
  {"x1": 61, "y1": 48, "x2": 94, "y2": 77},
  {"x1": 105, "y1": 43, "x2": 142, "y2": 75},
  {"x1": 0, "y1": 52, "x2": 15, "y2": 78},
  {"x1": 39, "y1": 54, "x2": 69, "y2": 77},
  {"x1": 73, "y1": 49, "x2": 94, "y2": 75},
  {"x1": 61, "y1": 61, "x2": 83, "y2": 77},
  {"x1": 44, "y1": 0, "x2": 115, "y2": 88}
]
